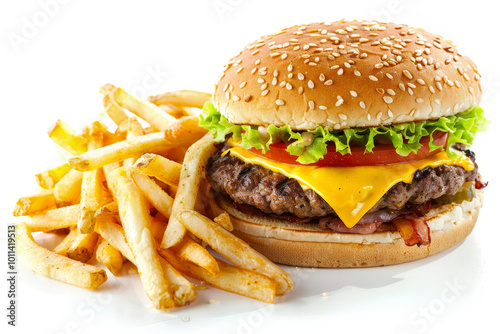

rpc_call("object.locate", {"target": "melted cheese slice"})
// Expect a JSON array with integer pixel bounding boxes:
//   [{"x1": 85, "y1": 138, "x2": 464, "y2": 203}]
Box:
[{"x1": 225, "y1": 146, "x2": 475, "y2": 228}]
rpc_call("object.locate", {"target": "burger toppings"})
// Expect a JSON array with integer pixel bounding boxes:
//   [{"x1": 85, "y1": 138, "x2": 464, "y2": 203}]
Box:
[
  {"x1": 392, "y1": 216, "x2": 431, "y2": 246},
  {"x1": 200, "y1": 102, "x2": 489, "y2": 165}
]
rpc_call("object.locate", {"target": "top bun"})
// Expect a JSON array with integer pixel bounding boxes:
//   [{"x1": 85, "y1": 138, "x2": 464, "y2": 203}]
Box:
[{"x1": 213, "y1": 20, "x2": 482, "y2": 130}]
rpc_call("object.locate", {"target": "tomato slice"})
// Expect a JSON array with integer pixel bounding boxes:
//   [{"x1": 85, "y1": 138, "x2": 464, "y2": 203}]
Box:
[{"x1": 248, "y1": 131, "x2": 448, "y2": 167}]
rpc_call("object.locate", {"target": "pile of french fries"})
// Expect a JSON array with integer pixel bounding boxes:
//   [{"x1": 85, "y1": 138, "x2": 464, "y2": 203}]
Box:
[{"x1": 14, "y1": 85, "x2": 293, "y2": 310}]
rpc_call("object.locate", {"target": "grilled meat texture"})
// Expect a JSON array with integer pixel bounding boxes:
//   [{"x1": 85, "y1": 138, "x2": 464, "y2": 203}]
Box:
[{"x1": 206, "y1": 143, "x2": 478, "y2": 219}]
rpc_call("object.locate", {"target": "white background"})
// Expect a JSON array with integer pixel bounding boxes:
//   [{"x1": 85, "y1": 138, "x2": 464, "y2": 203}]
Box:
[{"x1": 1, "y1": 0, "x2": 499, "y2": 333}]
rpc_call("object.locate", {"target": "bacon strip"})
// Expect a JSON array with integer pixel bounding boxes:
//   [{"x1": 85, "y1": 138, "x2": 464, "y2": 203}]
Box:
[{"x1": 392, "y1": 215, "x2": 431, "y2": 246}]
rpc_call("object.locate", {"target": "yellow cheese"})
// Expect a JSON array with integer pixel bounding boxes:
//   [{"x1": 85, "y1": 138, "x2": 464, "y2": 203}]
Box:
[{"x1": 225, "y1": 146, "x2": 475, "y2": 228}]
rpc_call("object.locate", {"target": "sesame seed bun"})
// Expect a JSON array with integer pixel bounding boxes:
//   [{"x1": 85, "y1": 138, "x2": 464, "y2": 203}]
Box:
[
  {"x1": 213, "y1": 20, "x2": 482, "y2": 130},
  {"x1": 217, "y1": 191, "x2": 484, "y2": 268}
]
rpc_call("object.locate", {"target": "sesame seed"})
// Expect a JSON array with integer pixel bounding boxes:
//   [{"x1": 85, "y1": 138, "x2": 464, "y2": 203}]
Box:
[
  {"x1": 386, "y1": 73, "x2": 394, "y2": 79},
  {"x1": 272, "y1": 78, "x2": 278, "y2": 86},
  {"x1": 254, "y1": 59, "x2": 261, "y2": 65},
  {"x1": 416, "y1": 98, "x2": 424, "y2": 103},
  {"x1": 387, "y1": 89, "x2": 396, "y2": 96},
  {"x1": 281, "y1": 53, "x2": 288, "y2": 60},
  {"x1": 354, "y1": 70, "x2": 361, "y2": 77},
  {"x1": 308, "y1": 101, "x2": 316, "y2": 109},
  {"x1": 403, "y1": 70, "x2": 413, "y2": 79},
  {"x1": 335, "y1": 99, "x2": 344, "y2": 107},
  {"x1": 257, "y1": 78, "x2": 264, "y2": 84},
  {"x1": 251, "y1": 67, "x2": 257, "y2": 75},
  {"x1": 338, "y1": 113, "x2": 347, "y2": 120},
  {"x1": 261, "y1": 90, "x2": 269, "y2": 96},
  {"x1": 232, "y1": 95, "x2": 240, "y2": 101},
  {"x1": 350, "y1": 91, "x2": 357, "y2": 97},
  {"x1": 388, "y1": 110, "x2": 394, "y2": 117},
  {"x1": 251, "y1": 50, "x2": 260, "y2": 55},
  {"x1": 407, "y1": 83, "x2": 416, "y2": 89},
  {"x1": 383, "y1": 96, "x2": 393, "y2": 104},
  {"x1": 416, "y1": 78, "x2": 426, "y2": 85},
  {"x1": 344, "y1": 62, "x2": 351, "y2": 68},
  {"x1": 225, "y1": 92, "x2": 230, "y2": 99},
  {"x1": 468, "y1": 86, "x2": 474, "y2": 94},
  {"x1": 288, "y1": 73, "x2": 293, "y2": 79},
  {"x1": 308, "y1": 80, "x2": 315, "y2": 89},
  {"x1": 367, "y1": 113, "x2": 371, "y2": 120},
  {"x1": 260, "y1": 83, "x2": 268, "y2": 90},
  {"x1": 273, "y1": 70, "x2": 279, "y2": 77},
  {"x1": 223, "y1": 83, "x2": 230, "y2": 92},
  {"x1": 298, "y1": 73, "x2": 305, "y2": 80},
  {"x1": 436, "y1": 82, "x2": 443, "y2": 91},
  {"x1": 324, "y1": 79, "x2": 333, "y2": 85},
  {"x1": 337, "y1": 68, "x2": 344, "y2": 75},
  {"x1": 369, "y1": 75, "x2": 378, "y2": 81},
  {"x1": 239, "y1": 82, "x2": 247, "y2": 88},
  {"x1": 286, "y1": 83, "x2": 293, "y2": 90},
  {"x1": 377, "y1": 112, "x2": 383, "y2": 119},
  {"x1": 429, "y1": 86, "x2": 435, "y2": 93},
  {"x1": 360, "y1": 101, "x2": 366, "y2": 109},
  {"x1": 275, "y1": 99, "x2": 285, "y2": 106},
  {"x1": 374, "y1": 63, "x2": 384, "y2": 69},
  {"x1": 408, "y1": 88, "x2": 414, "y2": 95},
  {"x1": 319, "y1": 73, "x2": 326, "y2": 81},
  {"x1": 318, "y1": 105, "x2": 327, "y2": 110},
  {"x1": 298, "y1": 86, "x2": 304, "y2": 94},
  {"x1": 398, "y1": 83, "x2": 405, "y2": 91},
  {"x1": 376, "y1": 88, "x2": 385, "y2": 94},
  {"x1": 236, "y1": 67, "x2": 243, "y2": 73},
  {"x1": 287, "y1": 64, "x2": 293, "y2": 72},
  {"x1": 435, "y1": 99, "x2": 440, "y2": 104}
]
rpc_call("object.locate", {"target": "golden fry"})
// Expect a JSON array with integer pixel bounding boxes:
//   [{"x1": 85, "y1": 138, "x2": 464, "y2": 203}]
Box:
[
  {"x1": 148, "y1": 90, "x2": 211, "y2": 109},
  {"x1": 25, "y1": 204, "x2": 80, "y2": 232},
  {"x1": 102, "y1": 94, "x2": 129, "y2": 126},
  {"x1": 16, "y1": 222, "x2": 107, "y2": 290},
  {"x1": 133, "y1": 153, "x2": 181, "y2": 186},
  {"x1": 66, "y1": 231, "x2": 100, "y2": 263},
  {"x1": 161, "y1": 133, "x2": 216, "y2": 249},
  {"x1": 68, "y1": 116, "x2": 206, "y2": 172},
  {"x1": 35, "y1": 163, "x2": 72, "y2": 190},
  {"x1": 54, "y1": 169, "x2": 83, "y2": 205},
  {"x1": 130, "y1": 172, "x2": 174, "y2": 218},
  {"x1": 108, "y1": 167, "x2": 174, "y2": 310},
  {"x1": 48, "y1": 119, "x2": 88, "y2": 155},
  {"x1": 96, "y1": 239, "x2": 124, "y2": 276},
  {"x1": 52, "y1": 229, "x2": 79, "y2": 255},
  {"x1": 13, "y1": 191, "x2": 57, "y2": 216}
]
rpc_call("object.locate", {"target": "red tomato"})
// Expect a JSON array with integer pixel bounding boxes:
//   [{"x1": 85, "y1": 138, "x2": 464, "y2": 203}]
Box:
[{"x1": 248, "y1": 131, "x2": 448, "y2": 167}]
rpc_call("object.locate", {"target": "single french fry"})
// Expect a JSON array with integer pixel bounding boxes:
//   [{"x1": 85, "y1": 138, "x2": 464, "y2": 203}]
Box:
[
  {"x1": 35, "y1": 163, "x2": 72, "y2": 190},
  {"x1": 170, "y1": 238, "x2": 219, "y2": 276},
  {"x1": 66, "y1": 231, "x2": 100, "y2": 263},
  {"x1": 148, "y1": 90, "x2": 211, "y2": 109},
  {"x1": 214, "y1": 212, "x2": 234, "y2": 232},
  {"x1": 160, "y1": 249, "x2": 276, "y2": 303},
  {"x1": 94, "y1": 215, "x2": 135, "y2": 263},
  {"x1": 68, "y1": 116, "x2": 206, "y2": 172},
  {"x1": 149, "y1": 216, "x2": 168, "y2": 241},
  {"x1": 178, "y1": 210, "x2": 293, "y2": 296},
  {"x1": 53, "y1": 229, "x2": 79, "y2": 255},
  {"x1": 94, "y1": 217, "x2": 195, "y2": 306},
  {"x1": 13, "y1": 191, "x2": 57, "y2": 216},
  {"x1": 54, "y1": 169, "x2": 83, "y2": 205},
  {"x1": 78, "y1": 127, "x2": 107, "y2": 234},
  {"x1": 161, "y1": 133, "x2": 216, "y2": 249},
  {"x1": 130, "y1": 172, "x2": 174, "y2": 218},
  {"x1": 101, "y1": 84, "x2": 175, "y2": 131},
  {"x1": 103, "y1": 94, "x2": 129, "y2": 126},
  {"x1": 48, "y1": 120, "x2": 88, "y2": 155},
  {"x1": 96, "y1": 239, "x2": 124, "y2": 276},
  {"x1": 25, "y1": 204, "x2": 80, "y2": 232},
  {"x1": 16, "y1": 222, "x2": 107, "y2": 289},
  {"x1": 108, "y1": 167, "x2": 174, "y2": 310},
  {"x1": 132, "y1": 153, "x2": 181, "y2": 186}
]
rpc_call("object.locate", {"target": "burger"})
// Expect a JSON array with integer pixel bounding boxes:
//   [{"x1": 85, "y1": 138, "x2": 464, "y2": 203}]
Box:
[{"x1": 199, "y1": 20, "x2": 489, "y2": 267}]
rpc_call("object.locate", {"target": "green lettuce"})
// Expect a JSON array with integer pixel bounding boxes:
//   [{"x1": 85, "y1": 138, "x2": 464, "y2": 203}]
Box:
[{"x1": 199, "y1": 102, "x2": 490, "y2": 164}]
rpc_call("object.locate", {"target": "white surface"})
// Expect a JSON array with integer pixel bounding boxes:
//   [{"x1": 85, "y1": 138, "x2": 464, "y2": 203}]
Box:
[{"x1": 1, "y1": 1, "x2": 499, "y2": 333}]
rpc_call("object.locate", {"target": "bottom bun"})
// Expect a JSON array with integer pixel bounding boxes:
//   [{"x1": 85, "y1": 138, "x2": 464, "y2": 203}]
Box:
[{"x1": 217, "y1": 190, "x2": 484, "y2": 268}]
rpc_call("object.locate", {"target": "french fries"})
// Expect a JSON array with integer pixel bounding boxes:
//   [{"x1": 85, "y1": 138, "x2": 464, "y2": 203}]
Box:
[
  {"x1": 48, "y1": 120, "x2": 88, "y2": 155},
  {"x1": 35, "y1": 163, "x2": 72, "y2": 190},
  {"x1": 15, "y1": 84, "x2": 295, "y2": 312},
  {"x1": 161, "y1": 133, "x2": 217, "y2": 249},
  {"x1": 101, "y1": 84, "x2": 175, "y2": 131},
  {"x1": 66, "y1": 231, "x2": 100, "y2": 263},
  {"x1": 133, "y1": 153, "x2": 181, "y2": 186},
  {"x1": 160, "y1": 249, "x2": 276, "y2": 303},
  {"x1": 148, "y1": 90, "x2": 211, "y2": 109},
  {"x1": 16, "y1": 223, "x2": 107, "y2": 289},
  {"x1": 25, "y1": 205, "x2": 80, "y2": 232},
  {"x1": 68, "y1": 116, "x2": 206, "y2": 172},
  {"x1": 96, "y1": 239, "x2": 124, "y2": 276},
  {"x1": 13, "y1": 191, "x2": 57, "y2": 216},
  {"x1": 78, "y1": 124, "x2": 108, "y2": 233},
  {"x1": 108, "y1": 167, "x2": 174, "y2": 310},
  {"x1": 54, "y1": 169, "x2": 83, "y2": 205},
  {"x1": 177, "y1": 210, "x2": 293, "y2": 296}
]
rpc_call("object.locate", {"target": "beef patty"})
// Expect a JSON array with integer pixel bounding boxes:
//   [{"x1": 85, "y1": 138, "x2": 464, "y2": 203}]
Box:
[{"x1": 206, "y1": 142, "x2": 479, "y2": 219}]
